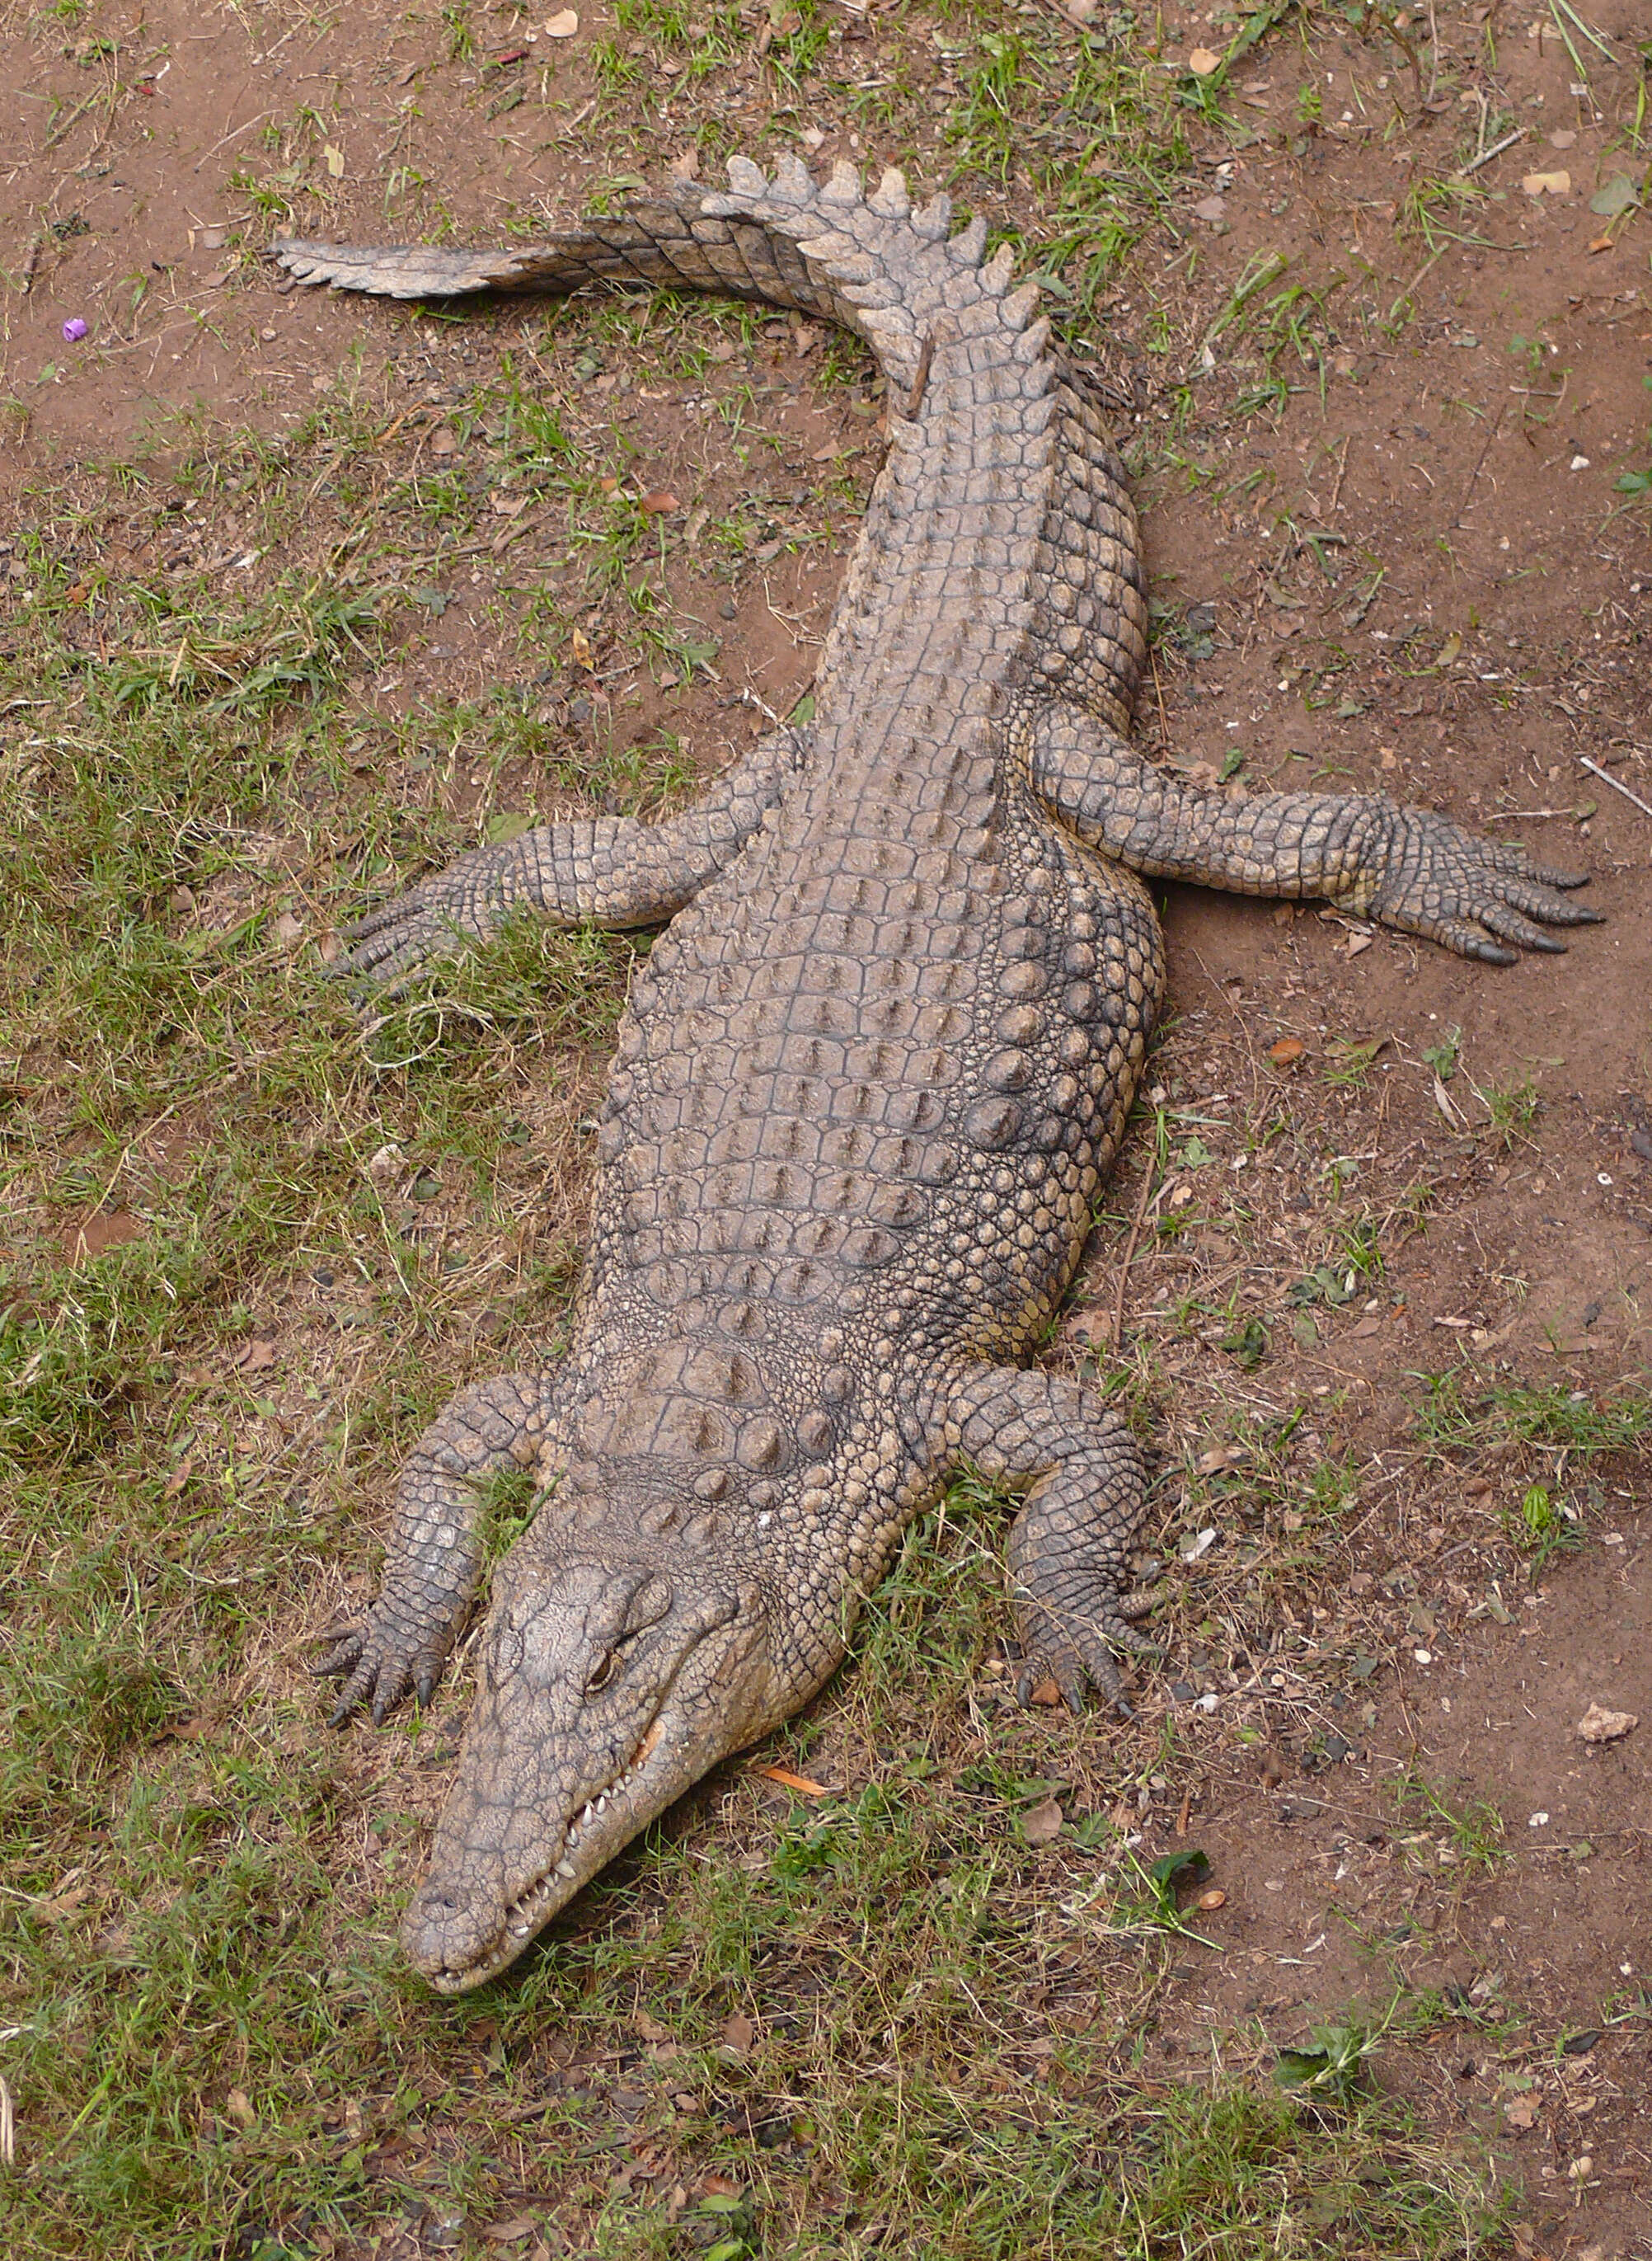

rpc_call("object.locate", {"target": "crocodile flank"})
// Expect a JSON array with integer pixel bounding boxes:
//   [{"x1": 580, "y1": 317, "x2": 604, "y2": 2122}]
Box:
[{"x1": 273, "y1": 157, "x2": 1598, "y2": 1992}]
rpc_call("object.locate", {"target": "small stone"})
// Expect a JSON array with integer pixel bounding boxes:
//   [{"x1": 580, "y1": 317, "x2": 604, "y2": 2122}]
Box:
[{"x1": 1577, "y1": 1703, "x2": 1637, "y2": 1743}]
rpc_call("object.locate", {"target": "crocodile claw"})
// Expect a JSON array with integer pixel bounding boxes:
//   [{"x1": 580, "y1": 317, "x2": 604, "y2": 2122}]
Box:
[
  {"x1": 1354, "y1": 806, "x2": 1600, "y2": 965},
  {"x1": 312, "y1": 1614, "x2": 442, "y2": 1727}
]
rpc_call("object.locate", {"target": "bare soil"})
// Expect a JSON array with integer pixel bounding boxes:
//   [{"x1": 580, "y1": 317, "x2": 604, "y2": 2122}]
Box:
[{"x1": 3, "y1": 0, "x2": 1650, "y2": 2256}]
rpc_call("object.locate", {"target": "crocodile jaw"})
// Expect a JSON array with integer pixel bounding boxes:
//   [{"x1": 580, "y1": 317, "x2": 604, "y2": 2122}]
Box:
[{"x1": 401, "y1": 1554, "x2": 772, "y2": 1993}]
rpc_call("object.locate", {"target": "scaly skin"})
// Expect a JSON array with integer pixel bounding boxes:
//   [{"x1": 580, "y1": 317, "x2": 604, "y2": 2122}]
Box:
[{"x1": 275, "y1": 159, "x2": 1598, "y2": 1994}]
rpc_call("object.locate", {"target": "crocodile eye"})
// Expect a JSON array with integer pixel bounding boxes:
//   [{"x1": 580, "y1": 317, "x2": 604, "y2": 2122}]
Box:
[{"x1": 584, "y1": 1648, "x2": 624, "y2": 1697}]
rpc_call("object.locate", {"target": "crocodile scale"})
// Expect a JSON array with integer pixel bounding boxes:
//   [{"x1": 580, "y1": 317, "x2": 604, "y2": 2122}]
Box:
[{"x1": 273, "y1": 158, "x2": 1597, "y2": 1991}]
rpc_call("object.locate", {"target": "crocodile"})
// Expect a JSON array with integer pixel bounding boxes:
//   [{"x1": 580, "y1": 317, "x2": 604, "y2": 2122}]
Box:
[{"x1": 273, "y1": 159, "x2": 1598, "y2": 1994}]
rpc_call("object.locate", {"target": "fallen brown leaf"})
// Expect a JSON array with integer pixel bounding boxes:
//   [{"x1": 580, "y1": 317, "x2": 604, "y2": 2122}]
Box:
[
  {"x1": 1028, "y1": 1676, "x2": 1063, "y2": 1708},
  {"x1": 720, "y1": 2012, "x2": 755, "y2": 2055},
  {"x1": 1189, "y1": 45, "x2": 1221, "y2": 73},
  {"x1": 1022, "y1": 1797, "x2": 1063, "y2": 1846},
  {"x1": 429, "y1": 425, "x2": 458, "y2": 455},
  {"x1": 640, "y1": 489, "x2": 679, "y2": 515},
  {"x1": 1266, "y1": 1036, "x2": 1305, "y2": 1067},
  {"x1": 234, "y1": 1337, "x2": 277, "y2": 1372},
  {"x1": 668, "y1": 145, "x2": 700, "y2": 182},
  {"x1": 753, "y1": 1763, "x2": 833, "y2": 1797}
]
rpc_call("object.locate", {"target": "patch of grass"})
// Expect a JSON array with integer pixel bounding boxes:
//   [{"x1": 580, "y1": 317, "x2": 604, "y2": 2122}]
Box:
[
  {"x1": 1411, "y1": 1372, "x2": 1652, "y2": 1461},
  {"x1": 1394, "y1": 1772, "x2": 1509, "y2": 1873}
]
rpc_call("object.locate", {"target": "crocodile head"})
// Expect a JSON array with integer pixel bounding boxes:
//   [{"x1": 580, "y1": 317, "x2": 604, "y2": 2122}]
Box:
[{"x1": 402, "y1": 1543, "x2": 774, "y2": 1992}]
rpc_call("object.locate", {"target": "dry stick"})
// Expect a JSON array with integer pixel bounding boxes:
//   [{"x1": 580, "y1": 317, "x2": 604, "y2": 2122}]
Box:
[
  {"x1": 1452, "y1": 399, "x2": 1504, "y2": 527},
  {"x1": 1110, "y1": 1162, "x2": 1161, "y2": 1354},
  {"x1": 1580, "y1": 756, "x2": 1652, "y2": 820},
  {"x1": 1462, "y1": 125, "x2": 1526, "y2": 175},
  {"x1": 1328, "y1": 433, "x2": 1352, "y2": 517},
  {"x1": 1148, "y1": 644, "x2": 1171, "y2": 750}
]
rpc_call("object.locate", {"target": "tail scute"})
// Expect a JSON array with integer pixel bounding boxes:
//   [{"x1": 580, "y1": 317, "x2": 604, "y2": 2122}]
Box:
[{"x1": 270, "y1": 162, "x2": 1044, "y2": 398}]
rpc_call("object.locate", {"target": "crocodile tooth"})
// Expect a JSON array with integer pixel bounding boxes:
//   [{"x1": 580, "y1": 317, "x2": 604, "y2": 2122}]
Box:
[
  {"x1": 595, "y1": 1794, "x2": 608, "y2": 1813},
  {"x1": 582, "y1": 1803, "x2": 596, "y2": 1826},
  {"x1": 566, "y1": 1824, "x2": 580, "y2": 1847},
  {"x1": 556, "y1": 1859, "x2": 576, "y2": 1880}
]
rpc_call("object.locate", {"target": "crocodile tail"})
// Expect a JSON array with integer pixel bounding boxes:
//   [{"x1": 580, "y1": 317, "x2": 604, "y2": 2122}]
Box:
[{"x1": 269, "y1": 157, "x2": 1048, "y2": 399}]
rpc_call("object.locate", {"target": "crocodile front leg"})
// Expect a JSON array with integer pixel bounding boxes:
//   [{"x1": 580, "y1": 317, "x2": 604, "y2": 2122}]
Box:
[
  {"x1": 316, "y1": 1370, "x2": 556, "y2": 1724},
  {"x1": 937, "y1": 1364, "x2": 1157, "y2": 1712},
  {"x1": 344, "y1": 726, "x2": 806, "y2": 985},
  {"x1": 1030, "y1": 704, "x2": 1600, "y2": 964}
]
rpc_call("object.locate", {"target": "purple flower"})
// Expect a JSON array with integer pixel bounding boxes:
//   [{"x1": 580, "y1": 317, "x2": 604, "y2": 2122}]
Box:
[{"x1": 63, "y1": 317, "x2": 88, "y2": 343}]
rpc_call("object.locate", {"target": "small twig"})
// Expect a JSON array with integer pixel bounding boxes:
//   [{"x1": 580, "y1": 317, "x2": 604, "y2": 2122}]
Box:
[
  {"x1": 1462, "y1": 125, "x2": 1525, "y2": 176},
  {"x1": 1148, "y1": 645, "x2": 1171, "y2": 748},
  {"x1": 1329, "y1": 434, "x2": 1352, "y2": 517},
  {"x1": 0, "y1": 2073, "x2": 12, "y2": 2167},
  {"x1": 1452, "y1": 400, "x2": 1504, "y2": 526},
  {"x1": 1110, "y1": 1162, "x2": 1161, "y2": 1353},
  {"x1": 1580, "y1": 757, "x2": 1652, "y2": 820},
  {"x1": 192, "y1": 109, "x2": 279, "y2": 172},
  {"x1": 19, "y1": 233, "x2": 43, "y2": 294}
]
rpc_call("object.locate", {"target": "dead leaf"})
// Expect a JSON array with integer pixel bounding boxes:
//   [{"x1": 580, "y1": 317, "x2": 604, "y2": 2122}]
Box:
[
  {"x1": 1587, "y1": 233, "x2": 1614, "y2": 255},
  {"x1": 1028, "y1": 1676, "x2": 1063, "y2": 1708},
  {"x1": 1192, "y1": 195, "x2": 1227, "y2": 223},
  {"x1": 324, "y1": 143, "x2": 345, "y2": 179},
  {"x1": 640, "y1": 489, "x2": 678, "y2": 515},
  {"x1": 1521, "y1": 171, "x2": 1570, "y2": 197},
  {"x1": 570, "y1": 625, "x2": 592, "y2": 666},
  {"x1": 1022, "y1": 1797, "x2": 1063, "y2": 1845},
  {"x1": 273, "y1": 910, "x2": 303, "y2": 945},
  {"x1": 429, "y1": 425, "x2": 458, "y2": 455},
  {"x1": 482, "y1": 2221, "x2": 538, "y2": 2246},
  {"x1": 1548, "y1": 128, "x2": 1577, "y2": 148},
  {"x1": 720, "y1": 2012, "x2": 755, "y2": 2055},
  {"x1": 1504, "y1": 2094, "x2": 1539, "y2": 2129},
  {"x1": 668, "y1": 146, "x2": 700, "y2": 183},
  {"x1": 1345, "y1": 931, "x2": 1374, "y2": 958},
  {"x1": 199, "y1": 267, "x2": 232, "y2": 290},
  {"x1": 1189, "y1": 45, "x2": 1222, "y2": 74},
  {"x1": 35, "y1": 1884, "x2": 91, "y2": 1923},
  {"x1": 1266, "y1": 1036, "x2": 1306, "y2": 1067},
  {"x1": 162, "y1": 1455, "x2": 195, "y2": 1498},
  {"x1": 1577, "y1": 1703, "x2": 1637, "y2": 1743},
  {"x1": 490, "y1": 493, "x2": 528, "y2": 516},
  {"x1": 754, "y1": 1763, "x2": 833, "y2": 1797},
  {"x1": 225, "y1": 2089, "x2": 256, "y2": 2130},
  {"x1": 394, "y1": 59, "x2": 422, "y2": 85},
  {"x1": 234, "y1": 1337, "x2": 277, "y2": 1372},
  {"x1": 544, "y1": 7, "x2": 580, "y2": 35},
  {"x1": 635, "y1": 2010, "x2": 671, "y2": 2041},
  {"x1": 1349, "y1": 1316, "x2": 1382, "y2": 1338}
]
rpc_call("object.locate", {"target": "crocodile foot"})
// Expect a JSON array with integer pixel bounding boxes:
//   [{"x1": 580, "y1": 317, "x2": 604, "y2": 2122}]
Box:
[
  {"x1": 336, "y1": 842, "x2": 524, "y2": 987},
  {"x1": 1013, "y1": 1563, "x2": 1162, "y2": 1718},
  {"x1": 312, "y1": 1606, "x2": 450, "y2": 1727},
  {"x1": 1350, "y1": 806, "x2": 1600, "y2": 964}
]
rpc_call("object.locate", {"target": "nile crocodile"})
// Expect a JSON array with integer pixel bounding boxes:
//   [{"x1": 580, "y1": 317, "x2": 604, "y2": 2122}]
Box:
[{"x1": 273, "y1": 159, "x2": 1597, "y2": 1993}]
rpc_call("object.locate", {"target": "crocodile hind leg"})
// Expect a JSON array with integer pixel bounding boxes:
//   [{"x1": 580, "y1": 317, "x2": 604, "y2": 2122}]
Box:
[
  {"x1": 343, "y1": 726, "x2": 807, "y2": 985},
  {"x1": 316, "y1": 1370, "x2": 557, "y2": 1723},
  {"x1": 1029, "y1": 703, "x2": 1600, "y2": 965},
  {"x1": 938, "y1": 1365, "x2": 1157, "y2": 1712}
]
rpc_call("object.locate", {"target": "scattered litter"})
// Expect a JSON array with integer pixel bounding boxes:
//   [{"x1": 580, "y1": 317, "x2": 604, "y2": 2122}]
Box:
[
  {"x1": 544, "y1": 8, "x2": 580, "y2": 34},
  {"x1": 1180, "y1": 1527, "x2": 1218, "y2": 1563},
  {"x1": 1521, "y1": 171, "x2": 1571, "y2": 196},
  {"x1": 1188, "y1": 47, "x2": 1222, "y2": 74},
  {"x1": 62, "y1": 317, "x2": 87, "y2": 342},
  {"x1": 1528, "y1": 1811, "x2": 1550, "y2": 1827},
  {"x1": 753, "y1": 1763, "x2": 833, "y2": 1797}
]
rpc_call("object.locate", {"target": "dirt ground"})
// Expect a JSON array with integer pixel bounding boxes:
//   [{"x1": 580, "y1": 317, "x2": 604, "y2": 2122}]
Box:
[{"x1": 2, "y1": 0, "x2": 1650, "y2": 2256}]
